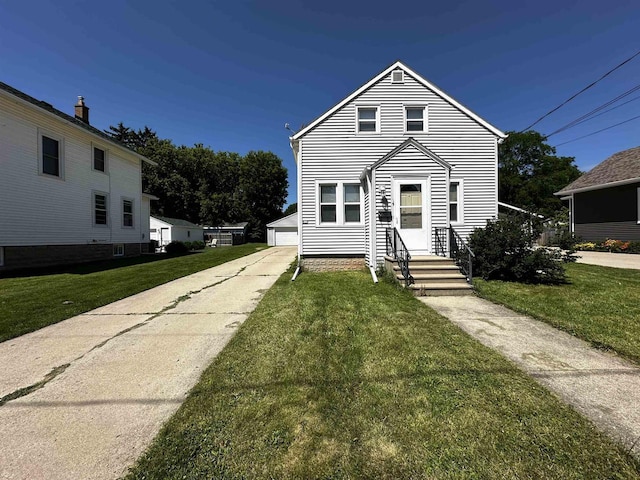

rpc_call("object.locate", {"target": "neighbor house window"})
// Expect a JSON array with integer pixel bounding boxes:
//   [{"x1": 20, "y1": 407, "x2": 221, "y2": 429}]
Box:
[
  {"x1": 93, "y1": 146, "x2": 106, "y2": 172},
  {"x1": 0, "y1": 247, "x2": 4, "y2": 267},
  {"x1": 449, "y1": 181, "x2": 463, "y2": 223},
  {"x1": 405, "y1": 106, "x2": 426, "y2": 133},
  {"x1": 122, "y1": 198, "x2": 133, "y2": 227},
  {"x1": 320, "y1": 184, "x2": 337, "y2": 223},
  {"x1": 344, "y1": 184, "x2": 361, "y2": 223},
  {"x1": 113, "y1": 244, "x2": 124, "y2": 256},
  {"x1": 94, "y1": 192, "x2": 108, "y2": 226},
  {"x1": 357, "y1": 107, "x2": 378, "y2": 133},
  {"x1": 40, "y1": 133, "x2": 63, "y2": 177}
]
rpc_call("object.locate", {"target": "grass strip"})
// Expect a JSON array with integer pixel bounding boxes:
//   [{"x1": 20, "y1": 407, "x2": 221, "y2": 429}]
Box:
[
  {"x1": 126, "y1": 269, "x2": 639, "y2": 479},
  {"x1": 0, "y1": 244, "x2": 267, "y2": 342},
  {"x1": 475, "y1": 263, "x2": 640, "y2": 364}
]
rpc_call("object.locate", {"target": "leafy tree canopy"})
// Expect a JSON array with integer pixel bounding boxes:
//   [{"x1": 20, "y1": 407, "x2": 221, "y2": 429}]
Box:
[
  {"x1": 105, "y1": 125, "x2": 288, "y2": 241},
  {"x1": 499, "y1": 131, "x2": 581, "y2": 218},
  {"x1": 284, "y1": 203, "x2": 297, "y2": 215}
]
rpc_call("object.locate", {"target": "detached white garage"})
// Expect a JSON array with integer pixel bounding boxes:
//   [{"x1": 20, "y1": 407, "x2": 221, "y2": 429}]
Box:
[{"x1": 267, "y1": 213, "x2": 298, "y2": 246}]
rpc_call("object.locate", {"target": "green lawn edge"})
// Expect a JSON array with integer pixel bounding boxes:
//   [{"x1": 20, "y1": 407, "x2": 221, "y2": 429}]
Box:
[
  {"x1": 125, "y1": 268, "x2": 640, "y2": 479},
  {"x1": 475, "y1": 262, "x2": 640, "y2": 365},
  {"x1": 0, "y1": 244, "x2": 267, "y2": 343}
]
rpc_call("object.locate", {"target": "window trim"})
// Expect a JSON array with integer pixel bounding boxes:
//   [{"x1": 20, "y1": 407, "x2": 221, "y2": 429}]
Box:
[
  {"x1": 449, "y1": 179, "x2": 464, "y2": 225},
  {"x1": 343, "y1": 183, "x2": 362, "y2": 224},
  {"x1": 122, "y1": 197, "x2": 134, "y2": 228},
  {"x1": 113, "y1": 244, "x2": 124, "y2": 257},
  {"x1": 38, "y1": 129, "x2": 64, "y2": 179},
  {"x1": 92, "y1": 143, "x2": 108, "y2": 174},
  {"x1": 355, "y1": 105, "x2": 380, "y2": 134},
  {"x1": 316, "y1": 181, "x2": 364, "y2": 226},
  {"x1": 404, "y1": 105, "x2": 428, "y2": 134},
  {"x1": 93, "y1": 191, "x2": 109, "y2": 228},
  {"x1": 319, "y1": 183, "x2": 338, "y2": 224}
]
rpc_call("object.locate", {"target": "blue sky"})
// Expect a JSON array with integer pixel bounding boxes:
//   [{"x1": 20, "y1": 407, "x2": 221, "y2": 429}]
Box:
[{"x1": 1, "y1": 1, "x2": 639, "y2": 207}]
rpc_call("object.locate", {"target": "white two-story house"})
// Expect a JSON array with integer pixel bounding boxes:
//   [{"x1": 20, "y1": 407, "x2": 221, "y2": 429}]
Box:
[
  {"x1": 290, "y1": 61, "x2": 506, "y2": 273},
  {"x1": 0, "y1": 82, "x2": 156, "y2": 271}
]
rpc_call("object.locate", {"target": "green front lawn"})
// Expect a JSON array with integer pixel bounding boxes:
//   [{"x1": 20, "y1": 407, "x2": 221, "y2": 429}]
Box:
[
  {"x1": 126, "y1": 269, "x2": 639, "y2": 479},
  {"x1": 475, "y1": 263, "x2": 640, "y2": 364},
  {"x1": 0, "y1": 244, "x2": 267, "y2": 343}
]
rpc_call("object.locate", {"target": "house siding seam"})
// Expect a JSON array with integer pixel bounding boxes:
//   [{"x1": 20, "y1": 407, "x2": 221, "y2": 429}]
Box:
[
  {"x1": 0, "y1": 95, "x2": 144, "y2": 248},
  {"x1": 299, "y1": 69, "x2": 498, "y2": 261}
]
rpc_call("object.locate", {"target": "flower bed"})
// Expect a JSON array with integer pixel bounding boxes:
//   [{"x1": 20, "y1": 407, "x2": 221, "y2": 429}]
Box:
[{"x1": 574, "y1": 239, "x2": 640, "y2": 254}]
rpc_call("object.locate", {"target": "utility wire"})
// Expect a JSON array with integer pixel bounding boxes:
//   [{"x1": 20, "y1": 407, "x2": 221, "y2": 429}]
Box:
[
  {"x1": 545, "y1": 85, "x2": 640, "y2": 138},
  {"x1": 520, "y1": 49, "x2": 640, "y2": 132},
  {"x1": 553, "y1": 113, "x2": 640, "y2": 147}
]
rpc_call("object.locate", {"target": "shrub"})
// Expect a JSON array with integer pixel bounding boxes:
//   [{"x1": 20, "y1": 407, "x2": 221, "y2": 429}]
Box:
[
  {"x1": 165, "y1": 241, "x2": 189, "y2": 255},
  {"x1": 628, "y1": 241, "x2": 640, "y2": 254},
  {"x1": 574, "y1": 242, "x2": 596, "y2": 251},
  {"x1": 468, "y1": 213, "x2": 576, "y2": 284},
  {"x1": 191, "y1": 240, "x2": 205, "y2": 250},
  {"x1": 183, "y1": 241, "x2": 193, "y2": 251},
  {"x1": 551, "y1": 228, "x2": 580, "y2": 250}
]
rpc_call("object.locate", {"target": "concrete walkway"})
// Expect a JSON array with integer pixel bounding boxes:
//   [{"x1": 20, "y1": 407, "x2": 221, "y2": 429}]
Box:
[
  {"x1": 421, "y1": 295, "x2": 640, "y2": 459},
  {"x1": 0, "y1": 246, "x2": 296, "y2": 480},
  {"x1": 576, "y1": 250, "x2": 640, "y2": 270}
]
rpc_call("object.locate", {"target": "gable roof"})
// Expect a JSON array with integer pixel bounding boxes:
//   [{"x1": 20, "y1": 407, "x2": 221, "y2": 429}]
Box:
[
  {"x1": 371, "y1": 137, "x2": 451, "y2": 172},
  {"x1": 0, "y1": 81, "x2": 156, "y2": 166},
  {"x1": 555, "y1": 146, "x2": 640, "y2": 195},
  {"x1": 291, "y1": 60, "x2": 506, "y2": 141},
  {"x1": 267, "y1": 213, "x2": 298, "y2": 228},
  {"x1": 151, "y1": 215, "x2": 202, "y2": 228}
]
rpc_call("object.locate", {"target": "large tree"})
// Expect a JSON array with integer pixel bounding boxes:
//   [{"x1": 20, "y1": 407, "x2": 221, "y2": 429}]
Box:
[{"x1": 499, "y1": 131, "x2": 581, "y2": 217}]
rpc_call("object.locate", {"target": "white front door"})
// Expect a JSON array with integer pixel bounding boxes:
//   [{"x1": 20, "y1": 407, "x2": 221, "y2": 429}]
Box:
[{"x1": 393, "y1": 178, "x2": 430, "y2": 255}]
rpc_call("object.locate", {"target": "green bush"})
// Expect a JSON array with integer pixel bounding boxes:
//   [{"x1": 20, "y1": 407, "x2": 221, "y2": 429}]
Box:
[
  {"x1": 551, "y1": 228, "x2": 580, "y2": 250},
  {"x1": 183, "y1": 241, "x2": 193, "y2": 251},
  {"x1": 469, "y1": 214, "x2": 576, "y2": 284},
  {"x1": 191, "y1": 240, "x2": 205, "y2": 250},
  {"x1": 628, "y1": 241, "x2": 640, "y2": 254},
  {"x1": 165, "y1": 241, "x2": 189, "y2": 255}
]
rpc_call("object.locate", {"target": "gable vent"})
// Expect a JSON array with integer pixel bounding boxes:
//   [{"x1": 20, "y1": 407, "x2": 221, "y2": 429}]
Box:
[{"x1": 391, "y1": 70, "x2": 404, "y2": 83}]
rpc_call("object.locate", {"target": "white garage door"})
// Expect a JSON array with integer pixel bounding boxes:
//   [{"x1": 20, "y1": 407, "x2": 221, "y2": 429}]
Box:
[{"x1": 275, "y1": 227, "x2": 298, "y2": 246}]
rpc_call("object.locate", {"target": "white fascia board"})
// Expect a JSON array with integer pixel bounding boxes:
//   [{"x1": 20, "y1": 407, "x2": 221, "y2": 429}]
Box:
[
  {"x1": 0, "y1": 88, "x2": 156, "y2": 166},
  {"x1": 292, "y1": 61, "x2": 507, "y2": 140},
  {"x1": 150, "y1": 217, "x2": 172, "y2": 228},
  {"x1": 554, "y1": 176, "x2": 640, "y2": 196}
]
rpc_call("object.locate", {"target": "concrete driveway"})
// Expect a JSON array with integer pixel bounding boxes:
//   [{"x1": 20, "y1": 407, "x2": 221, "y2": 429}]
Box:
[
  {"x1": 0, "y1": 246, "x2": 296, "y2": 480},
  {"x1": 576, "y1": 250, "x2": 640, "y2": 270}
]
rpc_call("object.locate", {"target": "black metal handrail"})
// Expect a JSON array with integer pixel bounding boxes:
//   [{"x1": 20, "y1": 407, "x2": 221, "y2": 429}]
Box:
[
  {"x1": 433, "y1": 226, "x2": 474, "y2": 284},
  {"x1": 385, "y1": 227, "x2": 414, "y2": 286}
]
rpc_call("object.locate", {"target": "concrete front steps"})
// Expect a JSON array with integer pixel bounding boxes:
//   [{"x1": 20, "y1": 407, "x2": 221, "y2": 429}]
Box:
[{"x1": 384, "y1": 255, "x2": 474, "y2": 296}]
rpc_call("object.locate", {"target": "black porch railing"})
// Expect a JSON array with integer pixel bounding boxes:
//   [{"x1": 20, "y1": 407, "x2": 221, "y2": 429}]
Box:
[
  {"x1": 386, "y1": 227, "x2": 414, "y2": 286},
  {"x1": 434, "y1": 227, "x2": 475, "y2": 284}
]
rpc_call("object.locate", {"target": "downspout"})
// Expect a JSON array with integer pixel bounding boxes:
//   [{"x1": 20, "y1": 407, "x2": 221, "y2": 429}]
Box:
[
  {"x1": 290, "y1": 135, "x2": 302, "y2": 281},
  {"x1": 367, "y1": 169, "x2": 378, "y2": 283}
]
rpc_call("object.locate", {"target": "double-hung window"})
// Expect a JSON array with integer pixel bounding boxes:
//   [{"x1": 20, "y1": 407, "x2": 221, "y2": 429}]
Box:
[
  {"x1": 41, "y1": 134, "x2": 62, "y2": 177},
  {"x1": 320, "y1": 184, "x2": 337, "y2": 223},
  {"x1": 122, "y1": 198, "x2": 134, "y2": 227},
  {"x1": 357, "y1": 107, "x2": 378, "y2": 133},
  {"x1": 405, "y1": 106, "x2": 426, "y2": 133},
  {"x1": 344, "y1": 184, "x2": 361, "y2": 223},
  {"x1": 94, "y1": 193, "x2": 108, "y2": 226},
  {"x1": 449, "y1": 181, "x2": 463, "y2": 224},
  {"x1": 93, "y1": 146, "x2": 106, "y2": 172}
]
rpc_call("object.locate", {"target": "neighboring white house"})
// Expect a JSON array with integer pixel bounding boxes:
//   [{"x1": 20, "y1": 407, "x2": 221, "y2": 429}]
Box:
[
  {"x1": 289, "y1": 61, "x2": 506, "y2": 271},
  {"x1": 0, "y1": 82, "x2": 156, "y2": 271},
  {"x1": 267, "y1": 213, "x2": 298, "y2": 246},
  {"x1": 150, "y1": 216, "x2": 204, "y2": 247}
]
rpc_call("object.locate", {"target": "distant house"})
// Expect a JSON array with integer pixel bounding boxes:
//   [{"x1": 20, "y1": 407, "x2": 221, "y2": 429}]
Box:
[
  {"x1": 150, "y1": 216, "x2": 204, "y2": 247},
  {"x1": 0, "y1": 82, "x2": 156, "y2": 271},
  {"x1": 267, "y1": 213, "x2": 298, "y2": 246},
  {"x1": 289, "y1": 61, "x2": 506, "y2": 271},
  {"x1": 555, "y1": 146, "x2": 640, "y2": 242},
  {"x1": 203, "y1": 222, "x2": 248, "y2": 246}
]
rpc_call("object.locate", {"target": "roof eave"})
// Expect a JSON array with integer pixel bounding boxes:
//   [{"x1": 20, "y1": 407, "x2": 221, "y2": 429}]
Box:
[{"x1": 555, "y1": 176, "x2": 640, "y2": 196}]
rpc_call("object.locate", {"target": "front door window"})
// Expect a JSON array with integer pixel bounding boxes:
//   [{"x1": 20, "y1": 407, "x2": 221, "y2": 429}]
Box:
[{"x1": 400, "y1": 184, "x2": 422, "y2": 229}]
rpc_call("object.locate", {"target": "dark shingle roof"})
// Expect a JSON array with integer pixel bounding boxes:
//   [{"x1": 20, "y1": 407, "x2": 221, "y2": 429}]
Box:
[
  {"x1": 556, "y1": 146, "x2": 640, "y2": 195},
  {"x1": 0, "y1": 81, "x2": 152, "y2": 163},
  {"x1": 152, "y1": 215, "x2": 202, "y2": 228}
]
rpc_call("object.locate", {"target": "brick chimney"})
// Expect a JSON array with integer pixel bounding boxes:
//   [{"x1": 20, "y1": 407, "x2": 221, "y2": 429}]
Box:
[{"x1": 74, "y1": 96, "x2": 89, "y2": 124}]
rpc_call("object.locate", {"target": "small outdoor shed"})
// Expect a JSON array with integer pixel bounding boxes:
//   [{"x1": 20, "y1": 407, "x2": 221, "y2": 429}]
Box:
[
  {"x1": 150, "y1": 216, "x2": 203, "y2": 247},
  {"x1": 267, "y1": 213, "x2": 299, "y2": 246}
]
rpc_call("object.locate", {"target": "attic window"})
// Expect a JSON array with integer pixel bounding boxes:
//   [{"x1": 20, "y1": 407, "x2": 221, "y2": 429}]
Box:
[{"x1": 392, "y1": 70, "x2": 404, "y2": 83}]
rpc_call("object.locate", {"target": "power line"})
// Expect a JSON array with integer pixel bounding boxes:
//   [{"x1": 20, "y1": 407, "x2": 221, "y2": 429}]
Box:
[
  {"x1": 520, "y1": 48, "x2": 640, "y2": 132},
  {"x1": 553, "y1": 114, "x2": 640, "y2": 147},
  {"x1": 545, "y1": 84, "x2": 640, "y2": 138}
]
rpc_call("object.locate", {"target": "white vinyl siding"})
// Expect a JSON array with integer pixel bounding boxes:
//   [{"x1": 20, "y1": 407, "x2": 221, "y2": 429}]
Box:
[
  {"x1": 0, "y1": 92, "x2": 145, "y2": 247},
  {"x1": 298, "y1": 68, "x2": 499, "y2": 262}
]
